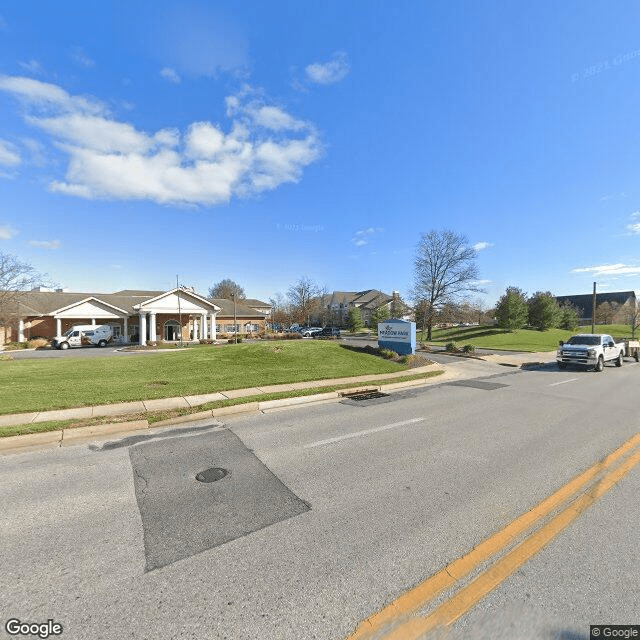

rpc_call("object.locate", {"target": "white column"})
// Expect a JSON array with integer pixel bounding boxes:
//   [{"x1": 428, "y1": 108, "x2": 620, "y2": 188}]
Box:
[
  {"x1": 18, "y1": 319, "x2": 25, "y2": 342},
  {"x1": 124, "y1": 317, "x2": 129, "y2": 342},
  {"x1": 210, "y1": 313, "x2": 217, "y2": 340},
  {"x1": 149, "y1": 312, "x2": 157, "y2": 342},
  {"x1": 201, "y1": 313, "x2": 208, "y2": 340},
  {"x1": 139, "y1": 312, "x2": 147, "y2": 346},
  {"x1": 56, "y1": 318, "x2": 62, "y2": 338},
  {"x1": 91, "y1": 318, "x2": 96, "y2": 326}
]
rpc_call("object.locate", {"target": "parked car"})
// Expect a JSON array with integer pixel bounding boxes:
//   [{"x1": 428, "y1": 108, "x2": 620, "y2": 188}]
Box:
[
  {"x1": 300, "y1": 326, "x2": 322, "y2": 337},
  {"x1": 314, "y1": 326, "x2": 341, "y2": 338}
]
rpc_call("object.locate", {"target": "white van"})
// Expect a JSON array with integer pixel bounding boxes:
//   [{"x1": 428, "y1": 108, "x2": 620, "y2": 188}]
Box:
[{"x1": 53, "y1": 325, "x2": 114, "y2": 350}]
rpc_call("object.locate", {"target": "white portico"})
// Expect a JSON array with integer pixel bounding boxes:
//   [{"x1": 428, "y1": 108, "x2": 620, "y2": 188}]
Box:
[
  {"x1": 133, "y1": 288, "x2": 221, "y2": 346},
  {"x1": 52, "y1": 297, "x2": 129, "y2": 339}
]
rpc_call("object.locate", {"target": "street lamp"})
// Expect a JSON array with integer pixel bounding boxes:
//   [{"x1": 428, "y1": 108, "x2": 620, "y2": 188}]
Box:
[{"x1": 232, "y1": 293, "x2": 237, "y2": 343}]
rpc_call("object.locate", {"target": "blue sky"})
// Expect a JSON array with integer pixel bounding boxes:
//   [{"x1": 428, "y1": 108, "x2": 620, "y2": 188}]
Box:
[{"x1": 1, "y1": 1, "x2": 640, "y2": 307}]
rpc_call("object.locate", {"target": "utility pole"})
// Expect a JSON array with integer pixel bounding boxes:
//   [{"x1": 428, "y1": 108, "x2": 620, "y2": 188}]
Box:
[
  {"x1": 177, "y1": 275, "x2": 183, "y2": 347},
  {"x1": 233, "y1": 293, "x2": 237, "y2": 343},
  {"x1": 591, "y1": 282, "x2": 596, "y2": 334}
]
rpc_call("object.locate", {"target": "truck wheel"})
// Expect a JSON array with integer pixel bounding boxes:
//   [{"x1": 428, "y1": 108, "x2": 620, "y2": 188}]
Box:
[
  {"x1": 595, "y1": 355, "x2": 604, "y2": 372},
  {"x1": 635, "y1": 352, "x2": 639, "y2": 363},
  {"x1": 60, "y1": 342, "x2": 69, "y2": 350},
  {"x1": 615, "y1": 352, "x2": 623, "y2": 367},
  {"x1": 98, "y1": 340, "x2": 107, "y2": 348}
]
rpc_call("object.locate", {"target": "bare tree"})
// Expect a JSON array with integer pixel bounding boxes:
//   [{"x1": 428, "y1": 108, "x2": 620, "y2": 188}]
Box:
[
  {"x1": 268, "y1": 292, "x2": 292, "y2": 328},
  {"x1": 287, "y1": 276, "x2": 322, "y2": 325},
  {"x1": 208, "y1": 278, "x2": 246, "y2": 300},
  {"x1": 412, "y1": 230, "x2": 483, "y2": 340},
  {"x1": 0, "y1": 251, "x2": 53, "y2": 341}
]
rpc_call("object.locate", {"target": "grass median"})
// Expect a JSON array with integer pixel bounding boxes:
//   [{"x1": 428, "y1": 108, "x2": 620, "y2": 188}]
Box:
[
  {"x1": 0, "y1": 371, "x2": 444, "y2": 438},
  {"x1": 0, "y1": 340, "x2": 409, "y2": 416}
]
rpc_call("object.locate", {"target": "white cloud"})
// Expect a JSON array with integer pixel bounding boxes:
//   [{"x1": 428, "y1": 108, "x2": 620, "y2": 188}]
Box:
[
  {"x1": 0, "y1": 76, "x2": 323, "y2": 206},
  {"x1": 251, "y1": 105, "x2": 307, "y2": 131},
  {"x1": 160, "y1": 67, "x2": 181, "y2": 84},
  {"x1": 72, "y1": 47, "x2": 95, "y2": 69},
  {"x1": 627, "y1": 222, "x2": 640, "y2": 234},
  {"x1": 352, "y1": 227, "x2": 383, "y2": 247},
  {"x1": 0, "y1": 225, "x2": 18, "y2": 240},
  {"x1": 28, "y1": 239, "x2": 62, "y2": 249},
  {"x1": 0, "y1": 75, "x2": 104, "y2": 115},
  {"x1": 305, "y1": 53, "x2": 350, "y2": 85},
  {"x1": 571, "y1": 263, "x2": 640, "y2": 276},
  {"x1": 0, "y1": 140, "x2": 20, "y2": 166},
  {"x1": 18, "y1": 59, "x2": 44, "y2": 74},
  {"x1": 473, "y1": 241, "x2": 494, "y2": 251}
]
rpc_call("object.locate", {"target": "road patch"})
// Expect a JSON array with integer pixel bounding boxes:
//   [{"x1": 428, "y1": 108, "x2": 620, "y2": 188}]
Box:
[{"x1": 129, "y1": 428, "x2": 310, "y2": 571}]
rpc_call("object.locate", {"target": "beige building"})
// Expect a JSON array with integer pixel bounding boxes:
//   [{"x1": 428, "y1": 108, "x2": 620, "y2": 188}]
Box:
[{"x1": 311, "y1": 289, "x2": 408, "y2": 327}]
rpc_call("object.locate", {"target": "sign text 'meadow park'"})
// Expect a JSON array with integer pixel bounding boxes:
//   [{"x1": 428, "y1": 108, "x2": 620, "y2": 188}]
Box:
[{"x1": 378, "y1": 319, "x2": 416, "y2": 355}]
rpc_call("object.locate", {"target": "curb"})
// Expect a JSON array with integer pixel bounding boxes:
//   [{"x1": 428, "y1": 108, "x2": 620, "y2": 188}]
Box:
[{"x1": 0, "y1": 377, "x2": 443, "y2": 455}]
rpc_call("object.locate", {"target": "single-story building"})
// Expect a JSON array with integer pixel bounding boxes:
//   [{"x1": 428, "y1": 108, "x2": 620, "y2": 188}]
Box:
[{"x1": 1, "y1": 288, "x2": 270, "y2": 346}]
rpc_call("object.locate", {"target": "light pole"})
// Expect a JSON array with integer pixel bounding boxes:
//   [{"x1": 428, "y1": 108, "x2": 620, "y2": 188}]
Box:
[
  {"x1": 591, "y1": 282, "x2": 596, "y2": 334},
  {"x1": 232, "y1": 293, "x2": 237, "y2": 343}
]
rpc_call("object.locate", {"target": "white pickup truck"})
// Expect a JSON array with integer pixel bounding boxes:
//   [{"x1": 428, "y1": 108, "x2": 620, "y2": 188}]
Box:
[{"x1": 556, "y1": 333, "x2": 625, "y2": 372}]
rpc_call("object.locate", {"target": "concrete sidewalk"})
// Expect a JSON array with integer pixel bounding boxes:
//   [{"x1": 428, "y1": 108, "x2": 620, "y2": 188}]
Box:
[
  {"x1": 0, "y1": 352, "x2": 556, "y2": 454},
  {"x1": 0, "y1": 363, "x2": 448, "y2": 429}
]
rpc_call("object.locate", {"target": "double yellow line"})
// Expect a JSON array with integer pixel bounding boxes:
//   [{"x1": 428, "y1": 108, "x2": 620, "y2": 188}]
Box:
[{"x1": 347, "y1": 431, "x2": 640, "y2": 640}]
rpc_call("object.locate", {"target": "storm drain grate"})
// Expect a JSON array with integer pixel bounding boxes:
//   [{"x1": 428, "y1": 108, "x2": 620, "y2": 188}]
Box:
[
  {"x1": 195, "y1": 467, "x2": 229, "y2": 483},
  {"x1": 342, "y1": 390, "x2": 389, "y2": 401}
]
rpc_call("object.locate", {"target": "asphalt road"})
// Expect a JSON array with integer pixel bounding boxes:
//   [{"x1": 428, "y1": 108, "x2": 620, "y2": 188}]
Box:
[{"x1": 1, "y1": 358, "x2": 639, "y2": 640}]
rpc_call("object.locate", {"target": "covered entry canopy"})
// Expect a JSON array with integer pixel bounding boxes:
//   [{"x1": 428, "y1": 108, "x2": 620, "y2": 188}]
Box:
[{"x1": 133, "y1": 288, "x2": 221, "y2": 345}]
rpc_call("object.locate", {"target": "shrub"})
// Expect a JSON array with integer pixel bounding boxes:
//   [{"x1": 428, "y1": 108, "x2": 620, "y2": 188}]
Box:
[
  {"x1": 27, "y1": 338, "x2": 49, "y2": 349},
  {"x1": 379, "y1": 348, "x2": 397, "y2": 359},
  {"x1": 3, "y1": 342, "x2": 28, "y2": 351},
  {"x1": 445, "y1": 341, "x2": 459, "y2": 352},
  {"x1": 462, "y1": 344, "x2": 476, "y2": 353}
]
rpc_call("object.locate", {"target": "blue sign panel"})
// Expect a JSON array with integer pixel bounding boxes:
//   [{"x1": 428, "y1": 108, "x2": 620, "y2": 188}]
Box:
[{"x1": 378, "y1": 319, "x2": 416, "y2": 355}]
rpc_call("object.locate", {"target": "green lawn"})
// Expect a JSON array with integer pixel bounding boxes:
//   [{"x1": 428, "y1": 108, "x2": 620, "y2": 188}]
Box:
[
  {"x1": 0, "y1": 341, "x2": 406, "y2": 415},
  {"x1": 427, "y1": 324, "x2": 637, "y2": 352}
]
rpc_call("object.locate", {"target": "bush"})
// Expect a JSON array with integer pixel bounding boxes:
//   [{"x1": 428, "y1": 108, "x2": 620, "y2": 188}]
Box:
[
  {"x1": 379, "y1": 348, "x2": 397, "y2": 359},
  {"x1": 3, "y1": 342, "x2": 28, "y2": 351},
  {"x1": 462, "y1": 344, "x2": 476, "y2": 353},
  {"x1": 445, "y1": 341, "x2": 459, "y2": 352},
  {"x1": 27, "y1": 338, "x2": 49, "y2": 349}
]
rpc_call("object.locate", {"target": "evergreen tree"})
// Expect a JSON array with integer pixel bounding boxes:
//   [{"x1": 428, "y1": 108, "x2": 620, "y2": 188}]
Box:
[{"x1": 495, "y1": 287, "x2": 529, "y2": 331}]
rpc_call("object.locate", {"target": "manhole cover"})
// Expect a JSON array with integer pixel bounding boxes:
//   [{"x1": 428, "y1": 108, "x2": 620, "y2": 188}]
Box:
[{"x1": 195, "y1": 467, "x2": 229, "y2": 483}]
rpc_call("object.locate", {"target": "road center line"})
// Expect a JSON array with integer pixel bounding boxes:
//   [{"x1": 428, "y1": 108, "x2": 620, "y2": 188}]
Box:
[
  {"x1": 346, "y1": 429, "x2": 640, "y2": 640},
  {"x1": 303, "y1": 418, "x2": 424, "y2": 449},
  {"x1": 548, "y1": 378, "x2": 579, "y2": 386}
]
